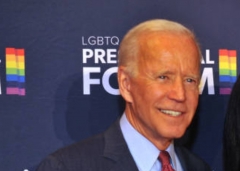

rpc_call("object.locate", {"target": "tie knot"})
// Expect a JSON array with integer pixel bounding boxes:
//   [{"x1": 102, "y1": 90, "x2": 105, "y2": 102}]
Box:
[
  {"x1": 158, "y1": 151, "x2": 175, "y2": 171},
  {"x1": 158, "y1": 151, "x2": 171, "y2": 165}
]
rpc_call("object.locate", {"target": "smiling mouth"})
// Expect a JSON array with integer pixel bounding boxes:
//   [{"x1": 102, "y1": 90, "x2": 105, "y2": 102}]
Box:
[{"x1": 160, "y1": 109, "x2": 182, "y2": 117}]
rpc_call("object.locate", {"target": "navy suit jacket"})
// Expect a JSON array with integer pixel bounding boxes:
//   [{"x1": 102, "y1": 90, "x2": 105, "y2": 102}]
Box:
[{"x1": 36, "y1": 120, "x2": 212, "y2": 171}]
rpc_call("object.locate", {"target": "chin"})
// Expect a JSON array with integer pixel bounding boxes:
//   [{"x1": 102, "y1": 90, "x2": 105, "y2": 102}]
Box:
[
  {"x1": 171, "y1": 130, "x2": 187, "y2": 139},
  {"x1": 174, "y1": 134, "x2": 185, "y2": 139}
]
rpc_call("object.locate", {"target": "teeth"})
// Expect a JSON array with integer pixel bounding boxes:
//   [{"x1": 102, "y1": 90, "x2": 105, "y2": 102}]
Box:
[{"x1": 161, "y1": 110, "x2": 182, "y2": 116}]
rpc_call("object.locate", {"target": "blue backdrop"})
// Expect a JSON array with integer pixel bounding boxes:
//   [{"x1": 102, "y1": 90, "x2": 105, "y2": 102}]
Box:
[{"x1": 1, "y1": 0, "x2": 240, "y2": 170}]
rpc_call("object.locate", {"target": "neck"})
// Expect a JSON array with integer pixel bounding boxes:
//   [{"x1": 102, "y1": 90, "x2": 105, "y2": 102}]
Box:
[{"x1": 124, "y1": 106, "x2": 173, "y2": 150}]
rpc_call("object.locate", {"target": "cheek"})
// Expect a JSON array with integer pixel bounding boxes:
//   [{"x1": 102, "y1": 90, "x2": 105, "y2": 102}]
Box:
[
  {"x1": 192, "y1": 95, "x2": 199, "y2": 109},
  {"x1": 187, "y1": 91, "x2": 199, "y2": 107},
  {"x1": 132, "y1": 81, "x2": 156, "y2": 99},
  {"x1": 129, "y1": 83, "x2": 150, "y2": 110},
  {"x1": 149, "y1": 83, "x2": 167, "y2": 96}
]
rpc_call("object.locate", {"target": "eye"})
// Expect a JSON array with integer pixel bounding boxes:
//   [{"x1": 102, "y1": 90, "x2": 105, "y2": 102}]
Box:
[
  {"x1": 186, "y1": 78, "x2": 197, "y2": 84},
  {"x1": 158, "y1": 75, "x2": 167, "y2": 79}
]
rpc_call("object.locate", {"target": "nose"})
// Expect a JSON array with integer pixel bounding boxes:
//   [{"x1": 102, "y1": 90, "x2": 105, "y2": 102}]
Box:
[{"x1": 167, "y1": 78, "x2": 186, "y2": 102}]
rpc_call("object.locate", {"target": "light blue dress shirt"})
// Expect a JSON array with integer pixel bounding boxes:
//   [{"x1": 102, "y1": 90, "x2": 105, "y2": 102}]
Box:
[{"x1": 120, "y1": 113, "x2": 183, "y2": 171}]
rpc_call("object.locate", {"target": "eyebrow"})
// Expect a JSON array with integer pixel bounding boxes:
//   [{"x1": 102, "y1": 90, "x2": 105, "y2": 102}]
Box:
[{"x1": 156, "y1": 70, "x2": 200, "y2": 79}]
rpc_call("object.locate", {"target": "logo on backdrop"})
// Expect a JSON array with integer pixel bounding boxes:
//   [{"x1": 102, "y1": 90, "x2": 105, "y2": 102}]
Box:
[
  {"x1": 219, "y1": 49, "x2": 237, "y2": 94},
  {"x1": 82, "y1": 36, "x2": 120, "y2": 95},
  {"x1": 82, "y1": 43, "x2": 238, "y2": 96},
  {"x1": 0, "y1": 47, "x2": 26, "y2": 96},
  {"x1": 200, "y1": 49, "x2": 237, "y2": 95}
]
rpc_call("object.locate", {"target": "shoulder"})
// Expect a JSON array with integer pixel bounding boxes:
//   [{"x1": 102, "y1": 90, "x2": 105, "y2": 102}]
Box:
[
  {"x1": 36, "y1": 120, "x2": 125, "y2": 171},
  {"x1": 36, "y1": 133, "x2": 106, "y2": 171},
  {"x1": 175, "y1": 146, "x2": 212, "y2": 171},
  {"x1": 54, "y1": 133, "x2": 104, "y2": 159}
]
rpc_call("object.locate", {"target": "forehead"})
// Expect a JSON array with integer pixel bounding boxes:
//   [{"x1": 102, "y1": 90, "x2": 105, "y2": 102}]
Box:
[
  {"x1": 136, "y1": 31, "x2": 200, "y2": 74},
  {"x1": 138, "y1": 31, "x2": 195, "y2": 48},
  {"x1": 137, "y1": 31, "x2": 199, "y2": 59}
]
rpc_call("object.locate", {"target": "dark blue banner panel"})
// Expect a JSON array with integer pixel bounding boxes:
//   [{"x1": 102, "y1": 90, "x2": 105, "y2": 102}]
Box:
[{"x1": 1, "y1": 0, "x2": 240, "y2": 170}]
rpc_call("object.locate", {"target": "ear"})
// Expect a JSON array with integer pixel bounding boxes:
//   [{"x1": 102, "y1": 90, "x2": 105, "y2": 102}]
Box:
[{"x1": 118, "y1": 66, "x2": 133, "y2": 103}]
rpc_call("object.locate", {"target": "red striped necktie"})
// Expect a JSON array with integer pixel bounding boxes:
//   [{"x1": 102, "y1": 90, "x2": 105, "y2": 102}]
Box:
[{"x1": 158, "y1": 151, "x2": 175, "y2": 171}]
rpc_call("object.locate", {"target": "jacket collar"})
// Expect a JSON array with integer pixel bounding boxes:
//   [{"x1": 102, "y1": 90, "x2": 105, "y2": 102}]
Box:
[{"x1": 103, "y1": 120, "x2": 139, "y2": 171}]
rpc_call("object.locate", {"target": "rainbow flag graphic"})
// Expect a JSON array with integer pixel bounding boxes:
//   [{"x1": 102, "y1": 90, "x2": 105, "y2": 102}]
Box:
[
  {"x1": 6, "y1": 48, "x2": 26, "y2": 96},
  {"x1": 219, "y1": 49, "x2": 237, "y2": 95}
]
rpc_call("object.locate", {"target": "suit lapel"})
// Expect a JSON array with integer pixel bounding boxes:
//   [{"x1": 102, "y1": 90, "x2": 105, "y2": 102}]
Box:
[
  {"x1": 175, "y1": 146, "x2": 212, "y2": 171},
  {"x1": 109, "y1": 153, "x2": 139, "y2": 171},
  {"x1": 103, "y1": 120, "x2": 138, "y2": 171},
  {"x1": 175, "y1": 146, "x2": 193, "y2": 171}
]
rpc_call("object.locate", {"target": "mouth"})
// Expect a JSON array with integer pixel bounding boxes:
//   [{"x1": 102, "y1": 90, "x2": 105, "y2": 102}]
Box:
[{"x1": 160, "y1": 109, "x2": 182, "y2": 117}]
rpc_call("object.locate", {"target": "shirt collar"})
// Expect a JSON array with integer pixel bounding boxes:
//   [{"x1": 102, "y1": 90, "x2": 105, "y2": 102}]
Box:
[
  {"x1": 120, "y1": 113, "x2": 177, "y2": 171},
  {"x1": 165, "y1": 141, "x2": 177, "y2": 169}
]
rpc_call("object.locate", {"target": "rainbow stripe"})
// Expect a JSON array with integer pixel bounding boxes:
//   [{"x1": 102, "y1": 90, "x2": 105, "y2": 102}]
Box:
[
  {"x1": 219, "y1": 49, "x2": 237, "y2": 95},
  {"x1": 6, "y1": 48, "x2": 26, "y2": 96}
]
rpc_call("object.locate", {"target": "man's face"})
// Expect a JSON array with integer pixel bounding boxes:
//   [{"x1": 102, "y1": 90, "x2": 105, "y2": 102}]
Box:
[{"x1": 123, "y1": 32, "x2": 200, "y2": 148}]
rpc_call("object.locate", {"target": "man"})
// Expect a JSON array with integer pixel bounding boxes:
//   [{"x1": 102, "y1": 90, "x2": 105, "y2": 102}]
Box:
[{"x1": 37, "y1": 19, "x2": 211, "y2": 171}]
